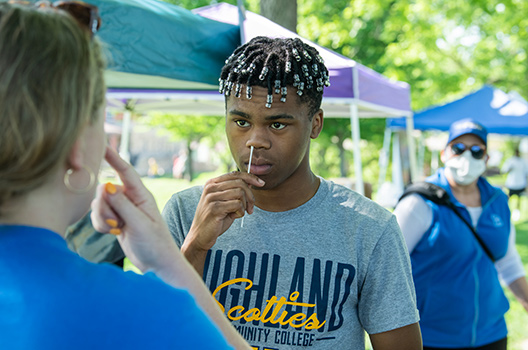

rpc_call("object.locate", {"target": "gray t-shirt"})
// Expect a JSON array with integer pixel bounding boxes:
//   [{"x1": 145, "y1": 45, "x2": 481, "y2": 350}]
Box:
[{"x1": 162, "y1": 178, "x2": 419, "y2": 349}]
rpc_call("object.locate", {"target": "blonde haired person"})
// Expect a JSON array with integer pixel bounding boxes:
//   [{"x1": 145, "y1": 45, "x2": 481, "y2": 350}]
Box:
[{"x1": 0, "y1": 2, "x2": 249, "y2": 349}]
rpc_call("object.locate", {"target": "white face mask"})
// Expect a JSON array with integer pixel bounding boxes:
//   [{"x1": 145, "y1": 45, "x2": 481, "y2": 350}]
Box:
[{"x1": 445, "y1": 150, "x2": 486, "y2": 185}]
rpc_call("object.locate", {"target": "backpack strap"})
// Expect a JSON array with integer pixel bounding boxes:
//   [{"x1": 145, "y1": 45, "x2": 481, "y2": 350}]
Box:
[
  {"x1": 399, "y1": 182, "x2": 451, "y2": 206},
  {"x1": 399, "y1": 182, "x2": 496, "y2": 262}
]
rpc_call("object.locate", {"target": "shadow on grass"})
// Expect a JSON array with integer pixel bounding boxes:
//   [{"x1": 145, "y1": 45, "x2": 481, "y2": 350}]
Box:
[{"x1": 514, "y1": 218, "x2": 528, "y2": 270}]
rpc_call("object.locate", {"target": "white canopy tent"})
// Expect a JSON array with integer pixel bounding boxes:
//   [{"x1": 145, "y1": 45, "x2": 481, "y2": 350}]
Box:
[{"x1": 106, "y1": 2, "x2": 417, "y2": 195}]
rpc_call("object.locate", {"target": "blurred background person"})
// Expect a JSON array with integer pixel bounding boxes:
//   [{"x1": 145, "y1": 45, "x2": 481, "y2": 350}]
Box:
[
  {"x1": 501, "y1": 148, "x2": 528, "y2": 221},
  {"x1": 147, "y1": 156, "x2": 159, "y2": 178}
]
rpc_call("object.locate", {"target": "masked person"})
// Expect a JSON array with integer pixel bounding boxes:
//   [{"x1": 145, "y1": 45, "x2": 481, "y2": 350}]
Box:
[
  {"x1": 394, "y1": 119, "x2": 528, "y2": 350},
  {"x1": 501, "y1": 148, "x2": 528, "y2": 221}
]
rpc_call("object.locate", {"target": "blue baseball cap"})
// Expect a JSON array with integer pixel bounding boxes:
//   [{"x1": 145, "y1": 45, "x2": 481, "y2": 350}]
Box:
[{"x1": 446, "y1": 118, "x2": 487, "y2": 146}]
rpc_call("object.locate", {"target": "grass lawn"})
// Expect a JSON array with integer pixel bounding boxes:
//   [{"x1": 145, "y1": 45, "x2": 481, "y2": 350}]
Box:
[
  {"x1": 102, "y1": 170, "x2": 224, "y2": 211},
  {"x1": 488, "y1": 175, "x2": 528, "y2": 350},
  {"x1": 139, "y1": 174, "x2": 528, "y2": 348},
  {"x1": 140, "y1": 176, "x2": 194, "y2": 211},
  {"x1": 506, "y1": 213, "x2": 528, "y2": 350}
]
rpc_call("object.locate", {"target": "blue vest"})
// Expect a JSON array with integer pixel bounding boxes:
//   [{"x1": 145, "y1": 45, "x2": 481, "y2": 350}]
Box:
[{"x1": 412, "y1": 168, "x2": 511, "y2": 347}]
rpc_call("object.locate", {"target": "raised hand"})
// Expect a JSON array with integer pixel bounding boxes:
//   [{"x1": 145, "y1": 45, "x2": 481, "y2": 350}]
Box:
[
  {"x1": 90, "y1": 147, "x2": 178, "y2": 273},
  {"x1": 90, "y1": 147, "x2": 252, "y2": 349},
  {"x1": 181, "y1": 171, "x2": 265, "y2": 274}
]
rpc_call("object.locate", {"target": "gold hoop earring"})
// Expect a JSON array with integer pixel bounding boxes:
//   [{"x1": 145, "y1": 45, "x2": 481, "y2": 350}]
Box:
[{"x1": 64, "y1": 166, "x2": 96, "y2": 194}]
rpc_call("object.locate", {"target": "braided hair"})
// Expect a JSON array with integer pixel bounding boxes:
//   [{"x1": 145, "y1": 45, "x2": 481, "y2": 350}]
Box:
[{"x1": 219, "y1": 36, "x2": 330, "y2": 117}]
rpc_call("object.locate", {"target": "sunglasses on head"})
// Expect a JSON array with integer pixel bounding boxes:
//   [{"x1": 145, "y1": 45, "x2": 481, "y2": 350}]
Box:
[
  {"x1": 451, "y1": 142, "x2": 486, "y2": 160},
  {"x1": 9, "y1": 1, "x2": 101, "y2": 36}
]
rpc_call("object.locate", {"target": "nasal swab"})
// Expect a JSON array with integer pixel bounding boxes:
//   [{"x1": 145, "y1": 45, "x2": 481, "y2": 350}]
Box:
[
  {"x1": 241, "y1": 146, "x2": 254, "y2": 228},
  {"x1": 247, "y1": 146, "x2": 254, "y2": 174}
]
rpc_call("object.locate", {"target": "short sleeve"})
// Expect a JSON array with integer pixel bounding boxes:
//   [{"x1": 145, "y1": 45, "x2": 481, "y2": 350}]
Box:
[
  {"x1": 358, "y1": 216, "x2": 420, "y2": 334},
  {"x1": 65, "y1": 210, "x2": 124, "y2": 264}
]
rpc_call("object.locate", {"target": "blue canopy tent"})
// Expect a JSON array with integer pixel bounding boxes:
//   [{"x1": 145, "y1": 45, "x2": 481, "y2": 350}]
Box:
[{"x1": 389, "y1": 85, "x2": 528, "y2": 134}]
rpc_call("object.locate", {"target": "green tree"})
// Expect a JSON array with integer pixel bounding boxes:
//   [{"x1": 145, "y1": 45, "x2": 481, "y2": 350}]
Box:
[
  {"x1": 260, "y1": 0, "x2": 297, "y2": 32},
  {"x1": 296, "y1": 0, "x2": 528, "y2": 186},
  {"x1": 297, "y1": 0, "x2": 528, "y2": 109}
]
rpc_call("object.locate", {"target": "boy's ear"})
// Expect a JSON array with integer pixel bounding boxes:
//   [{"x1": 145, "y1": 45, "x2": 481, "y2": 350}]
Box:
[{"x1": 310, "y1": 109, "x2": 324, "y2": 139}]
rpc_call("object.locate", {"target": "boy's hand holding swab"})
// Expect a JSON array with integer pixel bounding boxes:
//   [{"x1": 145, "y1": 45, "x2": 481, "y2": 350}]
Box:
[{"x1": 181, "y1": 146, "x2": 263, "y2": 276}]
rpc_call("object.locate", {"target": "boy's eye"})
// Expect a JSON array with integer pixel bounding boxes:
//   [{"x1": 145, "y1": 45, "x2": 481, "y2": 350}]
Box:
[
  {"x1": 271, "y1": 122, "x2": 286, "y2": 130},
  {"x1": 235, "y1": 120, "x2": 250, "y2": 127}
]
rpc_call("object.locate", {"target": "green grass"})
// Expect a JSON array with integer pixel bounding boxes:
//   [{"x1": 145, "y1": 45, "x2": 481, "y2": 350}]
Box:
[
  {"x1": 101, "y1": 169, "x2": 224, "y2": 211},
  {"x1": 140, "y1": 177, "x2": 192, "y2": 211},
  {"x1": 487, "y1": 175, "x2": 528, "y2": 349},
  {"x1": 137, "y1": 175, "x2": 528, "y2": 348},
  {"x1": 506, "y1": 212, "x2": 528, "y2": 350}
]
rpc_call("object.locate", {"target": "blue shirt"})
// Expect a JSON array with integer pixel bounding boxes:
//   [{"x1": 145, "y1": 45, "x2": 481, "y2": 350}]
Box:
[{"x1": 0, "y1": 225, "x2": 233, "y2": 350}]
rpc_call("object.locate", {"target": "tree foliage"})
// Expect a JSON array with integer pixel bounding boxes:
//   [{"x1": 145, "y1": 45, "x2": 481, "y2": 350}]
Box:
[
  {"x1": 161, "y1": 0, "x2": 528, "y2": 117},
  {"x1": 260, "y1": 0, "x2": 297, "y2": 32},
  {"x1": 298, "y1": 0, "x2": 528, "y2": 110},
  {"x1": 298, "y1": 0, "x2": 528, "y2": 183}
]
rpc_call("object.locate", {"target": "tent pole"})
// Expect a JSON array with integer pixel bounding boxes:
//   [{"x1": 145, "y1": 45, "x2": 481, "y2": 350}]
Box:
[
  {"x1": 119, "y1": 109, "x2": 132, "y2": 163},
  {"x1": 237, "y1": 0, "x2": 246, "y2": 44},
  {"x1": 431, "y1": 150, "x2": 439, "y2": 174},
  {"x1": 350, "y1": 104, "x2": 364, "y2": 195},
  {"x1": 417, "y1": 132, "x2": 425, "y2": 178},
  {"x1": 349, "y1": 65, "x2": 364, "y2": 195},
  {"x1": 378, "y1": 126, "x2": 392, "y2": 191},
  {"x1": 405, "y1": 114, "x2": 418, "y2": 183},
  {"x1": 392, "y1": 132, "x2": 404, "y2": 194}
]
